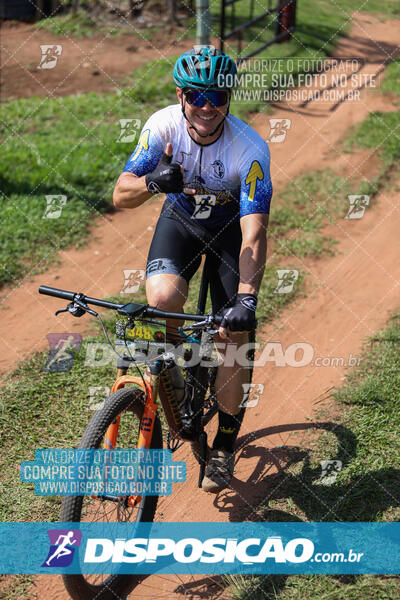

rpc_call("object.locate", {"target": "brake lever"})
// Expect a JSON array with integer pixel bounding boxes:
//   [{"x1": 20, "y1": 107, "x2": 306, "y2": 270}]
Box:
[
  {"x1": 74, "y1": 297, "x2": 98, "y2": 317},
  {"x1": 182, "y1": 317, "x2": 211, "y2": 330},
  {"x1": 54, "y1": 295, "x2": 98, "y2": 318},
  {"x1": 182, "y1": 316, "x2": 219, "y2": 334}
]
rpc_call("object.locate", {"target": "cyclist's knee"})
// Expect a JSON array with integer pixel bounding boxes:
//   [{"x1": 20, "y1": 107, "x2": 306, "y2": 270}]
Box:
[{"x1": 146, "y1": 274, "x2": 187, "y2": 310}]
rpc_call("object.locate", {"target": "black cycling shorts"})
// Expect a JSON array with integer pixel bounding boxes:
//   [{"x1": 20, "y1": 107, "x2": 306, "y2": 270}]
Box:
[{"x1": 146, "y1": 201, "x2": 242, "y2": 314}]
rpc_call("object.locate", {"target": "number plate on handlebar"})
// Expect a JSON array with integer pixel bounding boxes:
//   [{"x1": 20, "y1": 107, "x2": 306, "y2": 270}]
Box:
[{"x1": 115, "y1": 319, "x2": 167, "y2": 354}]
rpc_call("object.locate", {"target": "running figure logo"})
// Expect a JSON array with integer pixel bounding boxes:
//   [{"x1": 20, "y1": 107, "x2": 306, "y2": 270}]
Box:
[
  {"x1": 192, "y1": 194, "x2": 216, "y2": 219},
  {"x1": 317, "y1": 460, "x2": 342, "y2": 485},
  {"x1": 118, "y1": 119, "x2": 142, "y2": 143},
  {"x1": 37, "y1": 45, "x2": 62, "y2": 69},
  {"x1": 42, "y1": 529, "x2": 82, "y2": 567},
  {"x1": 268, "y1": 118, "x2": 291, "y2": 143},
  {"x1": 43, "y1": 195, "x2": 67, "y2": 219},
  {"x1": 120, "y1": 269, "x2": 145, "y2": 294},
  {"x1": 274, "y1": 269, "x2": 299, "y2": 294},
  {"x1": 345, "y1": 195, "x2": 370, "y2": 219},
  {"x1": 42, "y1": 333, "x2": 82, "y2": 372},
  {"x1": 240, "y1": 383, "x2": 264, "y2": 408}
]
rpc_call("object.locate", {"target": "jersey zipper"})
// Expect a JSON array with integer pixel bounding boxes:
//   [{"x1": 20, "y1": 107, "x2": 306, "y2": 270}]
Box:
[{"x1": 199, "y1": 146, "x2": 203, "y2": 179}]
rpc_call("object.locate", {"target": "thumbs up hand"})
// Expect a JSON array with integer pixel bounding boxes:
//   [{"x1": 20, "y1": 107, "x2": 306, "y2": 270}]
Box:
[
  {"x1": 146, "y1": 143, "x2": 196, "y2": 195},
  {"x1": 160, "y1": 142, "x2": 174, "y2": 165}
]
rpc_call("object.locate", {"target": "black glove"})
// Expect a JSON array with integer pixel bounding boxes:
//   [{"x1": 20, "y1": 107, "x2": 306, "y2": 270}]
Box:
[
  {"x1": 220, "y1": 293, "x2": 258, "y2": 332},
  {"x1": 145, "y1": 151, "x2": 184, "y2": 194}
]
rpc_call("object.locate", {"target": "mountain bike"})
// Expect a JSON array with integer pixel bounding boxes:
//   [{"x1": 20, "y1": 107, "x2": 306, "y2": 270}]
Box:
[{"x1": 38, "y1": 261, "x2": 254, "y2": 600}]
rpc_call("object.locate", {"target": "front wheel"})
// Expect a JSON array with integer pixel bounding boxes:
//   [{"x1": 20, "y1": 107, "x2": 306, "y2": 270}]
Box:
[{"x1": 61, "y1": 386, "x2": 163, "y2": 600}]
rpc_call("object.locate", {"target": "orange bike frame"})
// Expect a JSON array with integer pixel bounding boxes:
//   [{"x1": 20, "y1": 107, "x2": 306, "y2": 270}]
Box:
[{"x1": 101, "y1": 372, "x2": 159, "y2": 507}]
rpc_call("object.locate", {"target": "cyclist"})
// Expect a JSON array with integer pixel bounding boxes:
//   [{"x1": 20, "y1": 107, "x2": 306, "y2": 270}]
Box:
[{"x1": 113, "y1": 47, "x2": 272, "y2": 493}]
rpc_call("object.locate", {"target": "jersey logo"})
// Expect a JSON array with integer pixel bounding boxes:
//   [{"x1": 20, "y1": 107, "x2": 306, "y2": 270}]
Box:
[
  {"x1": 211, "y1": 160, "x2": 225, "y2": 179},
  {"x1": 130, "y1": 129, "x2": 150, "y2": 163},
  {"x1": 186, "y1": 179, "x2": 235, "y2": 207},
  {"x1": 245, "y1": 161, "x2": 264, "y2": 202}
]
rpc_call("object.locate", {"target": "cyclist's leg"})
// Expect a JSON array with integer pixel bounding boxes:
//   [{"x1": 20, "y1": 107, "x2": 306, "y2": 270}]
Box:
[
  {"x1": 145, "y1": 205, "x2": 202, "y2": 339},
  {"x1": 203, "y1": 222, "x2": 251, "y2": 491},
  {"x1": 214, "y1": 330, "x2": 250, "y2": 411},
  {"x1": 209, "y1": 219, "x2": 249, "y2": 419}
]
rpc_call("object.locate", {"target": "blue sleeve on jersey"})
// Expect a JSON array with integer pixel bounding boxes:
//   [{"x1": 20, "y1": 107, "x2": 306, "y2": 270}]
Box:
[
  {"x1": 239, "y1": 142, "x2": 272, "y2": 217},
  {"x1": 122, "y1": 127, "x2": 164, "y2": 177}
]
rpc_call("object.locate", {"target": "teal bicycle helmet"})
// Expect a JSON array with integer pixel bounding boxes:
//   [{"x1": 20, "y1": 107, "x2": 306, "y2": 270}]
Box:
[{"x1": 173, "y1": 46, "x2": 237, "y2": 90}]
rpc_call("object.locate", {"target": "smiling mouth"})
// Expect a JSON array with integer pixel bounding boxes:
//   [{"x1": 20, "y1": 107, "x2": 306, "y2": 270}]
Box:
[{"x1": 198, "y1": 115, "x2": 216, "y2": 121}]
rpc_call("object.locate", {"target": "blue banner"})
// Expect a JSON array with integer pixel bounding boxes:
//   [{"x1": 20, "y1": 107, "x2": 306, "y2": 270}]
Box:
[{"x1": 0, "y1": 522, "x2": 399, "y2": 574}]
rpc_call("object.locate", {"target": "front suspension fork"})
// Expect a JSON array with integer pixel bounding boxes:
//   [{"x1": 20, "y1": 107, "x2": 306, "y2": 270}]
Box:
[{"x1": 101, "y1": 361, "x2": 162, "y2": 506}]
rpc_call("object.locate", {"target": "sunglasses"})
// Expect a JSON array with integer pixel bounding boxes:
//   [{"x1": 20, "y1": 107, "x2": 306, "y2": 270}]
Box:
[{"x1": 184, "y1": 89, "x2": 229, "y2": 108}]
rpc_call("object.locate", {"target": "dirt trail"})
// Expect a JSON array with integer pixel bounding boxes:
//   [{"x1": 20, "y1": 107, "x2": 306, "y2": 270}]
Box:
[
  {"x1": 1, "y1": 21, "x2": 191, "y2": 100},
  {"x1": 1, "y1": 9, "x2": 400, "y2": 600}
]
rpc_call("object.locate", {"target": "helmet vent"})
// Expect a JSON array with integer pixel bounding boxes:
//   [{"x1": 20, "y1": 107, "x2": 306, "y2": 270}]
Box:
[
  {"x1": 181, "y1": 58, "x2": 192, "y2": 77},
  {"x1": 215, "y1": 56, "x2": 223, "y2": 73},
  {"x1": 204, "y1": 58, "x2": 211, "y2": 79}
]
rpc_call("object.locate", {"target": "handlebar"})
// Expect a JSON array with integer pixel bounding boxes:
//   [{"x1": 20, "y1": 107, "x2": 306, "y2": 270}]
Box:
[{"x1": 38, "y1": 285, "x2": 222, "y2": 325}]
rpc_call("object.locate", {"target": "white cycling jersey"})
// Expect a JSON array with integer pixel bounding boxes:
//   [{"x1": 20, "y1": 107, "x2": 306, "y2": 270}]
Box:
[{"x1": 123, "y1": 104, "x2": 272, "y2": 229}]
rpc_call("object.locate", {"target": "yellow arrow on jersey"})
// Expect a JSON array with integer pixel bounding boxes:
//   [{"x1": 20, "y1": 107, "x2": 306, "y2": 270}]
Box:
[
  {"x1": 130, "y1": 129, "x2": 150, "y2": 162},
  {"x1": 245, "y1": 160, "x2": 264, "y2": 202}
]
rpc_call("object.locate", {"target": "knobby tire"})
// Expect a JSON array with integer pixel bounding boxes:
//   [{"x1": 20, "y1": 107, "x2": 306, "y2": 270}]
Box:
[{"x1": 61, "y1": 387, "x2": 163, "y2": 600}]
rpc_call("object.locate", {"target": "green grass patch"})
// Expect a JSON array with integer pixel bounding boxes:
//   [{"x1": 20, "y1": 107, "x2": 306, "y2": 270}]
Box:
[
  {"x1": 382, "y1": 58, "x2": 400, "y2": 98},
  {"x1": 0, "y1": 58, "x2": 179, "y2": 288},
  {"x1": 331, "y1": 0, "x2": 400, "y2": 16},
  {"x1": 269, "y1": 168, "x2": 370, "y2": 258},
  {"x1": 0, "y1": 346, "x2": 114, "y2": 522},
  {"x1": 225, "y1": 573, "x2": 400, "y2": 600},
  {"x1": 34, "y1": 10, "x2": 100, "y2": 37},
  {"x1": 33, "y1": 5, "x2": 195, "y2": 39},
  {"x1": 345, "y1": 110, "x2": 400, "y2": 166},
  {"x1": 342, "y1": 108, "x2": 400, "y2": 203},
  {"x1": 225, "y1": 310, "x2": 400, "y2": 598},
  {"x1": 0, "y1": 575, "x2": 35, "y2": 600}
]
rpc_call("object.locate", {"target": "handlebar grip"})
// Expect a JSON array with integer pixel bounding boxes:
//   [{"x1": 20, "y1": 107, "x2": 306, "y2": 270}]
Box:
[{"x1": 38, "y1": 285, "x2": 75, "y2": 301}]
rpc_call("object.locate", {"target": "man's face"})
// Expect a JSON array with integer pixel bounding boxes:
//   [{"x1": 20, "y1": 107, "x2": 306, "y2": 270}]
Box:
[{"x1": 177, "y1": 87, "x2": 230, "y2": 138}]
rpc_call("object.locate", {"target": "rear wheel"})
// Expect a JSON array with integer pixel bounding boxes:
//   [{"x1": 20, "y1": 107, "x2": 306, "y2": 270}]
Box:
[{"x1": 61, "y1": 386, "x2": 163, "y2": 600}]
